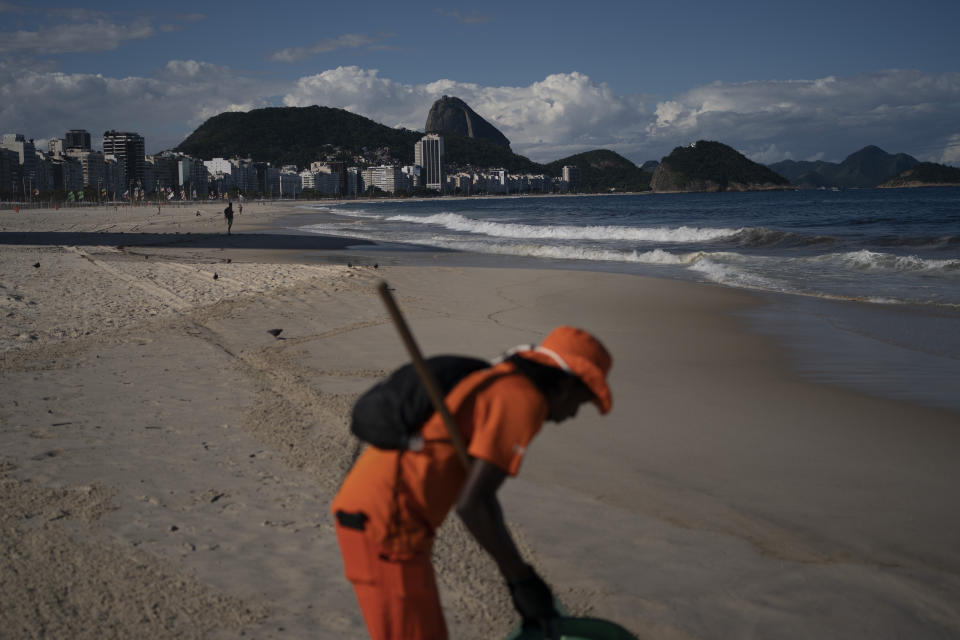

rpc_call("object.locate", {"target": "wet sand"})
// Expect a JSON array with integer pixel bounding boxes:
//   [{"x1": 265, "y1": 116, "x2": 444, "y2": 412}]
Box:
[{"x1": 2, "y1": 202, "x2": 958, "y2": 639}]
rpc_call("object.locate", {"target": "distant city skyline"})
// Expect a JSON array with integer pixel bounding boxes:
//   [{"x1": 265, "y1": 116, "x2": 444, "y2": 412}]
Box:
[{"x1": 1, "y1": 0, "x2": 959, "y2": 166}]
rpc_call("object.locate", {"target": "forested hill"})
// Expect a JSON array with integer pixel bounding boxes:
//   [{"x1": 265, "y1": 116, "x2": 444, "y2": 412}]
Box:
[
  {"x1": 878, "y1": 162, "x2": 960, "y2": 188},
  {"x1": 544, "y1": 150, "x2": 652, "y2": 192},
  {"x1": 441, "y1": 134, "x2": 542, "y2": 173},
  {"x1": 651, "y1": 141, "x2": 790, "y2": 192},
  {"x1": 175, "y1": 106, "x2": 422, "y2": 168}
]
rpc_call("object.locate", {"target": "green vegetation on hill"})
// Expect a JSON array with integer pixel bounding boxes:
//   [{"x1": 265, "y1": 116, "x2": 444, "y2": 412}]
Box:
[
  {"x1": 176, "y1": 106, "x2": 421, "y2": 167},
  {"x1": 442, "y1": 134, "x2": 542, "y2": 173},
  {"x1": 651, "y1": 141, "x2": 789, "y2": 192},
  {"x1": 544, "y1": 150, "x2": 652, "y2": 192},
  {"x1": 879, "y1": 162, "x2": 960, "y2": 187}
]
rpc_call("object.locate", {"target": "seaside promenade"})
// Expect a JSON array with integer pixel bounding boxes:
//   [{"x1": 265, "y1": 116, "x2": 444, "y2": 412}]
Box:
[{"x1": 2, "y1": 203, "x2": 958, "y2": 639}]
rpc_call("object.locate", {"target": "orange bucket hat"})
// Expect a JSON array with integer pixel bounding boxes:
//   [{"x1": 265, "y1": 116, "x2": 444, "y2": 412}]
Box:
[{"x1": 512, "y1": 326, "x2": 613, "y2": 414}]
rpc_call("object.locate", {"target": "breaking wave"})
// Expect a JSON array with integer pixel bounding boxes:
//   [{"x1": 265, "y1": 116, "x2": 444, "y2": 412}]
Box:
[
  {"x1": 385, "y1": 213, "x2": 740, "y2": 243},
  {"x1": 810, "y1": 250, "x2": 960, "y2": 274},
  {"x1": 729, "y1": 227, "x2": 835, "y2": 248},
  {"x1": 428, "y1": 238, "x2": 708, "y2": 264}
]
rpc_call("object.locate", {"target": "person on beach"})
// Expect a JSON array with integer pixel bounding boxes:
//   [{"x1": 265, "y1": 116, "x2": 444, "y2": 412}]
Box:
[
  {"x1": 332, "y1": 326, "x2": 613, "y2": 639},
  {"x1": 223, "y1": 201, "x2": 234, "y2": 235}
]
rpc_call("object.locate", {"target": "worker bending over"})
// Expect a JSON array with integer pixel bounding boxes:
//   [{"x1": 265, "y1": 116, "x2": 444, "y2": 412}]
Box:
[{"x1": 332, "y1": 326, "x2": 613, "y2": 639}]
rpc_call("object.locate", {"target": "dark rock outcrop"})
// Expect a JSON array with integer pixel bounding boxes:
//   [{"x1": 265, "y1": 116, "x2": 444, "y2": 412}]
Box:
[{"x1": 425, "y1": 96, "x2": 511, "y2": 149}]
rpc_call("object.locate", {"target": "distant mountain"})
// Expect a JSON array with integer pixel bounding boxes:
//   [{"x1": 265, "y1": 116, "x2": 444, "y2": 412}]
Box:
[
  {"x1": 651, "y1": 141, "x2": 789, "y2": 192},
  {"x1": 640, "y1": 160, "x2": 660, "y2": 173},
  {"x1": 425, "y1": 96, "x2": 511, "y2": 148},
  {"x1": 769, "y1": 146, "x2": 920, "y2": 188},
  {"x1": 543, "y1": 150, "x2": 652, "y2": 192},
  {"x1": 764, "y1": 159, "x2": 836, "y2": 187},
  {"x1": 878, "y1": 162, "x2": 960, "y2": 188}
]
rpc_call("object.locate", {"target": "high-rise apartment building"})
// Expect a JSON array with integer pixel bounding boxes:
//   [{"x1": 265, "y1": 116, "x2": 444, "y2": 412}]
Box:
[
  {"x1": 48, "y1": 139, "x2": 66, "y2": 158},
  {"x1": 0, "y1": 148, "x2": 19, "y2": 196},
  {"x1": 66, "y1": 129, "x2": 91, "y2": 151},
  {"x1": 1, "y1": 134, "x2": 38, "y2": 189},
  {"x1": 362, "y1": 165, "x2": 407, "y2": 193},
  {"x1": 102, "y1": 130, "x2": 145, "y2": 187},
  {"x1": 66, "y1": 149, "x2": 105, "y2": 188},
  {"x1": 414, "y1": 134, "x2": 444, "y2": 191},
  {"x1": 562, "y1": 165, "x2": 581, "y2": 192}
]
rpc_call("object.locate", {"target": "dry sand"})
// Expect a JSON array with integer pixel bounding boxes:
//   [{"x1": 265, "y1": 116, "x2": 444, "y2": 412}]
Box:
[{"x1": 2, "y1": 202, "x2": 959, "y2": 639}]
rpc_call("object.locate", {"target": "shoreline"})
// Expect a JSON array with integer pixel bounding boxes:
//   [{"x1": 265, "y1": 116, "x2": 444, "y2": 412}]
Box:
[
  {"x1": 3, "y1": 203, "x2": 960, "y2": 638},
  {"x1": 6, "y1": 201, "x2": 958, "y2": 413}
]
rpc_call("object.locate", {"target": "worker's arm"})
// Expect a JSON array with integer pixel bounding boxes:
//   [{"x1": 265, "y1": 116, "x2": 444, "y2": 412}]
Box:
[
  {"x1": 455, "y1": 458, "x2": 528, "y2": 581},
  {"x1": 456, "y1": 458, "x2": 558, "y2": 626}
]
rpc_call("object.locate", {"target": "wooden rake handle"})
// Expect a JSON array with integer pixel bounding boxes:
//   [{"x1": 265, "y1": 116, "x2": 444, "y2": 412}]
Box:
[{"x1": 377, "y1": 281, "x2": 471, "y2": 470}]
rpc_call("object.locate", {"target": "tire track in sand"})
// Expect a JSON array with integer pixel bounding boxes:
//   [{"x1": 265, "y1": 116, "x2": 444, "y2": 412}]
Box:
[{"x1": 64, "y1": 245, "x2": 192, "y2": 312}]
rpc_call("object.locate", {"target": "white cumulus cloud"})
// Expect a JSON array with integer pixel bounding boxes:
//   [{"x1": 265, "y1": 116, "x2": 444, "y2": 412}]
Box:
[
  {"x1": 3, "y1": 61, "x2": 959, "y2": 166},
  {"x1": 646, "y1": 70, "x2": 960, "y2": 163},
  {"x1": 283, "y1": 67, "x2": 649, "y2": 161},
  {"x1": 0, "y1": 61, "x2": 281, "y2": 151}
]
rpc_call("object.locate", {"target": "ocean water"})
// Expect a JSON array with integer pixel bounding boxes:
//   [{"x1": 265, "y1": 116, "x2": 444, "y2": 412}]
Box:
[
  {"x1": 294, "y1": 189, "x2": 960, "y2": 411},
  {"x1": 301, "y1": 189, "x2": 960, "y2": 308}
]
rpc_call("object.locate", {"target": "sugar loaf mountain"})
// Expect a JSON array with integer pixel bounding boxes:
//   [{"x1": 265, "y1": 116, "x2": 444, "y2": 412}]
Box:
[{"x1": 175, "y1": 98, "x2": 959, "y2": 194}]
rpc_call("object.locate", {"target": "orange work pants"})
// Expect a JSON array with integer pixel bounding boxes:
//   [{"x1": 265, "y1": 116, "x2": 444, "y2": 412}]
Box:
[{"x1": 336, "y1": 523, "x2": 448, "y2": 640}]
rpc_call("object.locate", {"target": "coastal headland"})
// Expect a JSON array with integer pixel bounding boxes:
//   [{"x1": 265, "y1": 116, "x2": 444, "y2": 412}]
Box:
[{"x1": 2, "y1": 202, "x2": 959, "y2": 639}]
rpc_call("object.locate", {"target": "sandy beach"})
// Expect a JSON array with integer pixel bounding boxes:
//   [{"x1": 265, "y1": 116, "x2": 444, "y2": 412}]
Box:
[{"x1": 2, "y1": 201, "x2": 959, "y2": 639}]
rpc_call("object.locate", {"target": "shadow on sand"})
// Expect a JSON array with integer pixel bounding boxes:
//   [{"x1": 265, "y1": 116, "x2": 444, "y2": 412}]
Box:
[{"x1": 0, "y1": 231, "x2": 371, "y2": 251}]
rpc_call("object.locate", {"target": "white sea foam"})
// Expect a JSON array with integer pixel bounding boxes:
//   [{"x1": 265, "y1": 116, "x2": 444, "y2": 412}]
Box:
[
  {"x1": 385, "y1": 213, "x2": 740, "y2": 243},
  {"x1": 688, "y1": 257, "x2": 785, "y2": 291},
  {"x1": 802, "y1": 250, "x2": 960, "y2": 274},
  {"x1": 428, "y1": 238, "x2": 712, "y2": 265}
]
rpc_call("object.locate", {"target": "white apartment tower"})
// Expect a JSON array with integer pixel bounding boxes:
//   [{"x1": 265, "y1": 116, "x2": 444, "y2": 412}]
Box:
[
  {"x1": 415, "y1": 134, "x2": 444, "y2": 191},
  {"x1": 562, "y1": 165, "x2": 581, "y2": 192}
]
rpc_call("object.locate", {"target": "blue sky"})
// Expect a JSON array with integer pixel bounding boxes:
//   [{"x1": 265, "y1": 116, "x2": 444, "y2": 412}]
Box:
[{"x1": 2, "y1": 0, "x2": 959, "y2": 166}]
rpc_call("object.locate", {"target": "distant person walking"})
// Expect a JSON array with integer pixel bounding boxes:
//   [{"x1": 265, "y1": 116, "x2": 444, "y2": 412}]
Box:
[{"x1": 224, "y1": 201, "x2": 234, "y2": 235}]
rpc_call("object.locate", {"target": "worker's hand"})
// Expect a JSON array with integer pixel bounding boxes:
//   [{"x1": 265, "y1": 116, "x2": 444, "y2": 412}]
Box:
[{"x1": 507, "y1": 565, "x2": 558, "y2": 628}]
